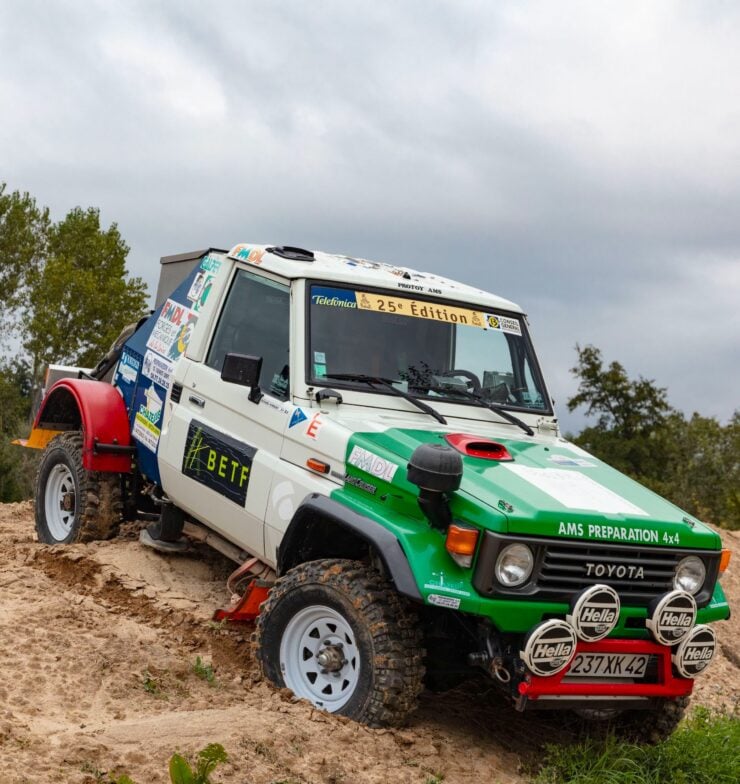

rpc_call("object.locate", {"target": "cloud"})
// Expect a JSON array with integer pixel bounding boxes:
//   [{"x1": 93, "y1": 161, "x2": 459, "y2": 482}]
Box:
[{"x1": 0, "y1": 0, "x2": 738, "y2": 430}]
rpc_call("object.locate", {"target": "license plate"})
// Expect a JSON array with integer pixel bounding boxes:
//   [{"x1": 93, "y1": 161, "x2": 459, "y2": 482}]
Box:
[{"x1": 568, "y1": 653, "x2": 649, "y2": 678}]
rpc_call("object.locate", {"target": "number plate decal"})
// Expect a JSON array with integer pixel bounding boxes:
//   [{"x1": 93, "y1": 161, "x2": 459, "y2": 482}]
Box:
[{"x1": 567, "y1": 653, "x2": 649, "y2": 678}]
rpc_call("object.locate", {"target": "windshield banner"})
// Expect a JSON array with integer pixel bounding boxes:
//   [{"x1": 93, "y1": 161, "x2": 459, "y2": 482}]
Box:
[{"x1": 312, "y1": 286, "x2": 521, "y2": 334}]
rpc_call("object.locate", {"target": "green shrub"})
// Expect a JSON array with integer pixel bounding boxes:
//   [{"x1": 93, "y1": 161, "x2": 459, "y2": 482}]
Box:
[{"x1": 534, "y1": 708, "x2": 740, "y2": 784}]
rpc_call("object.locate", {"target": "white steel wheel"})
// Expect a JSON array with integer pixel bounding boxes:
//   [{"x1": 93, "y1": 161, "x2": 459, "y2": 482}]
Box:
[
  {"x1": 279, "y1": 604, "x2": 360, "y2": 711},
  {"x1": 44, "y1": 463, "x2": 77, "y2": 542}
]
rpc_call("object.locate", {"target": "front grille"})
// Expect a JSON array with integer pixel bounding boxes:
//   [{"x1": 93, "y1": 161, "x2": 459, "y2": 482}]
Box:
[
  {"x1": 473, "y1": 532, "x2": 720, "y2": 608},
  {"x1": 539, "y1": 544, "x2": 679, "y2": 604}
]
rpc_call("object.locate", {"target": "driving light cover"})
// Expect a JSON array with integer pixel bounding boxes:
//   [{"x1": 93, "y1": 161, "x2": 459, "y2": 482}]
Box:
[
  {"x1": 567, "y1": 584, "x2": 621, "y2": 642},
  {"x1": 495, "y1": 543, "x2": 534, "y2": 587},
  {"x1": 673, "y1": 556, "x2": 706, "y2": 595},
  {"x1": 672, "y1": 624, "x2": 717, "y2": 678},
  {"x1": 521, "y1": 619, "x2": 577, "y2": 676},
  {"x1": 646, "y1": 590, "x2": 697, "y2": 646}
]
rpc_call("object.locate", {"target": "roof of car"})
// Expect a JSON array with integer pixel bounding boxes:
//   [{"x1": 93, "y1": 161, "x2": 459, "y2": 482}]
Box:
[{"x1": 226, "y1": 244, "x2": 524, "y2": 314}]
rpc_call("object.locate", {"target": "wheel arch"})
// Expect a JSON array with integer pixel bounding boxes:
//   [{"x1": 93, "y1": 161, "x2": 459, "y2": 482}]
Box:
[
  {"x1": 33, "y1": 379, "x2": 133, "y2": 473},
  {"x1": 277, "y1": 494, "x2": 422, "y2": 601}
]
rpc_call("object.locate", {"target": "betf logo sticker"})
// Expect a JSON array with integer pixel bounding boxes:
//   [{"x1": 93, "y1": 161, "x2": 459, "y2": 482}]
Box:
[{"x1": 182, "y1": 420, "x2": 257, "y2": 506}]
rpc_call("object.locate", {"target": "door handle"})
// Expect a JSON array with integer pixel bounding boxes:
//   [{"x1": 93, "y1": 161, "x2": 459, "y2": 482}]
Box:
[{"x1": 188, "y1": 395, "x2": 205, "y2": 408}]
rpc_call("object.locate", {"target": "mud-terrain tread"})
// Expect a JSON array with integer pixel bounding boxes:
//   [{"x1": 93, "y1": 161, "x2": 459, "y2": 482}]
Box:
[
  {"x1": 254, "y1": 558, "x2": 425, "y2": 728},
  {"x1": 35, "y1": 432, "x2": 123, "y2": 543},
  {"x1": 576, "y1": 696, "x2": 689, "y2": 744},
  {"x1": 619, "y1": 695, "x2": 689, "y2": 743}
]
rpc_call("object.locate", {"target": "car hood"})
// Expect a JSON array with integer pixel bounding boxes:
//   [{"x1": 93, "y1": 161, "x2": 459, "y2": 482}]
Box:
[{"x1": 348, "y1": 427, "x2": 720, "y2": 550}]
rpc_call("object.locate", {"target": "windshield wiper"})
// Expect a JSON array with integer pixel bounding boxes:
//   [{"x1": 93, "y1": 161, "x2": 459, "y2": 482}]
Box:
[
  {"x1": 422, "y1": 385, "x2": 534, "y2": 436},
  {"x1": 324, "y1": 373, "x2": 447, "y2": 425}
]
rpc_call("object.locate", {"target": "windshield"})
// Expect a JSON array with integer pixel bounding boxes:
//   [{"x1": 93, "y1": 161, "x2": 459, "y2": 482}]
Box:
[{"x1": 307, "y1": 284, "x2": 550, "y2": 413}]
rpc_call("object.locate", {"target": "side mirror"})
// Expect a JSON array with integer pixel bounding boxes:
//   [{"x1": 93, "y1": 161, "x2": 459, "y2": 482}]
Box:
[{"x1": 221, "y1": 353, "x2": 263, "y2": 403}]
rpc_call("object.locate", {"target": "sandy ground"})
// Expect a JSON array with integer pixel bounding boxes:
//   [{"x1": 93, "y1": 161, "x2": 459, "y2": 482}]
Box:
[{"x1": 0, "y1": 502, "x2": 737, "y2": 784}]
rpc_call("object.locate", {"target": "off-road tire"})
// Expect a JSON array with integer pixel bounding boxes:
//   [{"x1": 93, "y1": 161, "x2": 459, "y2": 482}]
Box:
[
  {"x1": 575, "y1": 696, "x2": 689, "y2": 744},
  {"x1": 35, "y1": 432, "x2": 123, "y2": 544},
  {"x1": 254, "y1": 558, "x2": 425, "y2": 727},
  {"x1": 616, "y1": 696, "x2": 689, "y2": 743}
]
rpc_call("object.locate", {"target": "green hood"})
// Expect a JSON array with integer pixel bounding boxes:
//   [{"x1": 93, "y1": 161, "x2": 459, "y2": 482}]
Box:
[{"x1": 349, "y1": 428, "x2": 720, "y2": 551}]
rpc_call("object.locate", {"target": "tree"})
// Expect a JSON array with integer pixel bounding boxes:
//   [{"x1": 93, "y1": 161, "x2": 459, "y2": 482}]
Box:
[
  {"x1": 568, "y1": 344, "x2": 673, "y2": 478},
  {"x1": 0, "y1": 359, "x2": 36, "y2": 501},
  {"x1": 23, "y1": 206, "x2": 148, "y2": 375},
  {"x1": 0, "y1": 183, "x2": 49, "y2": 326},
  {"x1": 568, "y1": 344, "x2": 739, "y2": 529}
]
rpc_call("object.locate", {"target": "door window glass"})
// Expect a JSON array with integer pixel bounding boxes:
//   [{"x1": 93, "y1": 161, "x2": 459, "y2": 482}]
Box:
[{"x1": 207, "y1": 271, "x2": 290, "y2": 400}]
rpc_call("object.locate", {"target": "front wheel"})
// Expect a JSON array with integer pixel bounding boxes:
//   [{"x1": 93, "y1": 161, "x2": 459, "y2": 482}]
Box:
[
  {"x1": 254, "y1": 559, "x2": 425, "y2": 727},
  {"x1": 35, "y1": 432, "x2": 122, "y2": 544},
  {"x1": 574, "y1": 696, "x2": 689, "y2": 743}
]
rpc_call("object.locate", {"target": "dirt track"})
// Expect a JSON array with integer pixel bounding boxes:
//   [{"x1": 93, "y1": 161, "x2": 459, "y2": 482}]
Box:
[{"x1": 0, "y1": 503, "x2": 737, "y2": 784}]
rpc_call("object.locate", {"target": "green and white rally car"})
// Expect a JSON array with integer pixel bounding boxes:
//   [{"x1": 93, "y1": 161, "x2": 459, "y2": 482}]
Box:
[{"x1": 26, "y1": 244, "x2": 731, "y2": 734}]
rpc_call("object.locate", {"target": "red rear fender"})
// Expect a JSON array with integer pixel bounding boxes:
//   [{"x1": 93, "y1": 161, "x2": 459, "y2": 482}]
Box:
[{"x1": 35, "y1": 379, "x2": 133, "y2": 473}]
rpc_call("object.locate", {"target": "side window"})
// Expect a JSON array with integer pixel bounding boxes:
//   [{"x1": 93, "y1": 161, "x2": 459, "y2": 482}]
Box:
[{"x1": 206, "y1": 271, "x2": 290, "y2": 400}]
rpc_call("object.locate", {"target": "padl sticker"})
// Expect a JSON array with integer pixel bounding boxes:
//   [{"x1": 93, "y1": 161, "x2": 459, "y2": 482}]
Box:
[{"x1": 146, "y1": 299, "x2": 198, "y2": 361}]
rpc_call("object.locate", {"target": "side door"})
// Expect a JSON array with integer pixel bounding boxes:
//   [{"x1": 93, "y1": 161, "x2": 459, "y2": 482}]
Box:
[{"x1": 158, "y1": 267, "x2": 292, "y2": 561}]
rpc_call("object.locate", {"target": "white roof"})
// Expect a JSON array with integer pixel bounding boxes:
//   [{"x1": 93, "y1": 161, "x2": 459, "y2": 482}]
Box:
[{"x1": 227, "y1": 244, "x2": 524, "y2": 314}]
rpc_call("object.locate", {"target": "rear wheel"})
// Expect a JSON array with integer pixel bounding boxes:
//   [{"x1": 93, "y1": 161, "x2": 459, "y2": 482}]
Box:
[
  {"x1": 255, "y1": 559, "x2": 425, "y2": 727},
  {"x1": 35, "y1": 432, "x2": 122, "y2": 544}
]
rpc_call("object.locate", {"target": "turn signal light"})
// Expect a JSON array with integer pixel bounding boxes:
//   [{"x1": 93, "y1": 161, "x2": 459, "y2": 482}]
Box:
[
  {"x1": 306, "y1": 458, "x2": 330, "y2": 474},
  {"x1": 719, "y1": 548, "x2": 732, "y2": 574},
  {"x1": 445, "y1": 524, "x2": 479, "y2": 568}
]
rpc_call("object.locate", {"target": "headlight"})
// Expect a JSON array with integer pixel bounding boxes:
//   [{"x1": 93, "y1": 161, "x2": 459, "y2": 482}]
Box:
[
  {"x1": 674, "y1": 556, "x2": 706, "y2": 594},
  {"x1": 495, "y1": 543, "x2": 534, "y2": 587}
]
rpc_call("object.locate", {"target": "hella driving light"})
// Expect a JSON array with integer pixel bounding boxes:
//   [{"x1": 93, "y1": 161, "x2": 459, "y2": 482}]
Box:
[
  {"x1": 567, "y1": 584, "x2": 621, "y2": 642},
  {"x1": 495, "y1": 543, "x2": 534, "y2": 587},
  {"x1": 674, "y1": 556, "x2": 706, "y2": 595},
  {"x1": 521, "y1": 619, "x2": 577, "y2": 676},
  {"x1": 672, "y1": 624, "x2": 717, "y2": 678},
  {"x1": 646, "y1": 590, "x2": 697, "y2": 646}
]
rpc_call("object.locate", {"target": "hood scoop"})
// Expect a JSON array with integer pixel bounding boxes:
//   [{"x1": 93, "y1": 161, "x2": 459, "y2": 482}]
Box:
[{"x1": 445, "y1": 433, "x2": 513, "y2": 462}]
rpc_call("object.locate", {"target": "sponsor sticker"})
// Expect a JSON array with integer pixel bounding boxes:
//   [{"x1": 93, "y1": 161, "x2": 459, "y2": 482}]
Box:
[
  {"x1": 428, "y1": 594, "x2": 461, "y2": 609},
  {"x1": 132, "y1": 380, "x2": 166, "y2": 453},
  {"x1": 347, "y1": 445, "x2": 398, "y2": 482},
  {"x1": 142, "y1": 350, "x2": 175, "y2": 390},
  {"x1": 311, "y1": 286, "x2": 358, "y2": 308},
  {"x1": 505, "y1": 465, "x2": 649, "y2": 517},
  {"x1": 117, "y1": 350, "x2": 140, "y2": 385},
  {"x1": 356, "y1": 291, "x2": 486, "y2": 328},
  {"x1": 485, "y1": 313, "x2": 522, "y2": 335},
  {"x1": 548, "y1": 454, "x2": 597, "y2": 468},
  {"x1": 305, "y1": 412, "x2": 323, "y2": 439},
  {"x1": 146, "y1": 298, "x2": 198, "y2": 361},
  {"x1": 314, "y1": 351, "x2": 326, "y2": 363},
  {"x1": 182, "y1": 420, "x2": 256, "y2": 506},
  {"x1": 289, "y1": 408, "x2": 308, "y2": 428},
  {"x1": 344, "y1": 473, "x2": 377, "y2": 495},
  {"x1": 232, "y1": 245, "x2": 265, "y2": 265}
]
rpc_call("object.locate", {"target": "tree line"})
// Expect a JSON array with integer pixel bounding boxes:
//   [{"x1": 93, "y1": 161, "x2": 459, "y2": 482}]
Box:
[
  {"x1": 1, "y1": 183, "x2": 737, "y2": 529},
  {"x1": 0, "y1": 183, "x2": 148, "y2": 499}
]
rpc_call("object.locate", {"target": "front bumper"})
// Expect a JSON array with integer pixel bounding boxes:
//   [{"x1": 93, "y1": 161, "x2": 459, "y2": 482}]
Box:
[{"x1": 516, "y1": 638, "x2": 693, "y2": 710}]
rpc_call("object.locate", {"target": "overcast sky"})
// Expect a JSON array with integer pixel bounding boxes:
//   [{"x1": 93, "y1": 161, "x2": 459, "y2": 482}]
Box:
[{"x1": 1, "y1": 0, "x2": 738, "y2": 432}]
